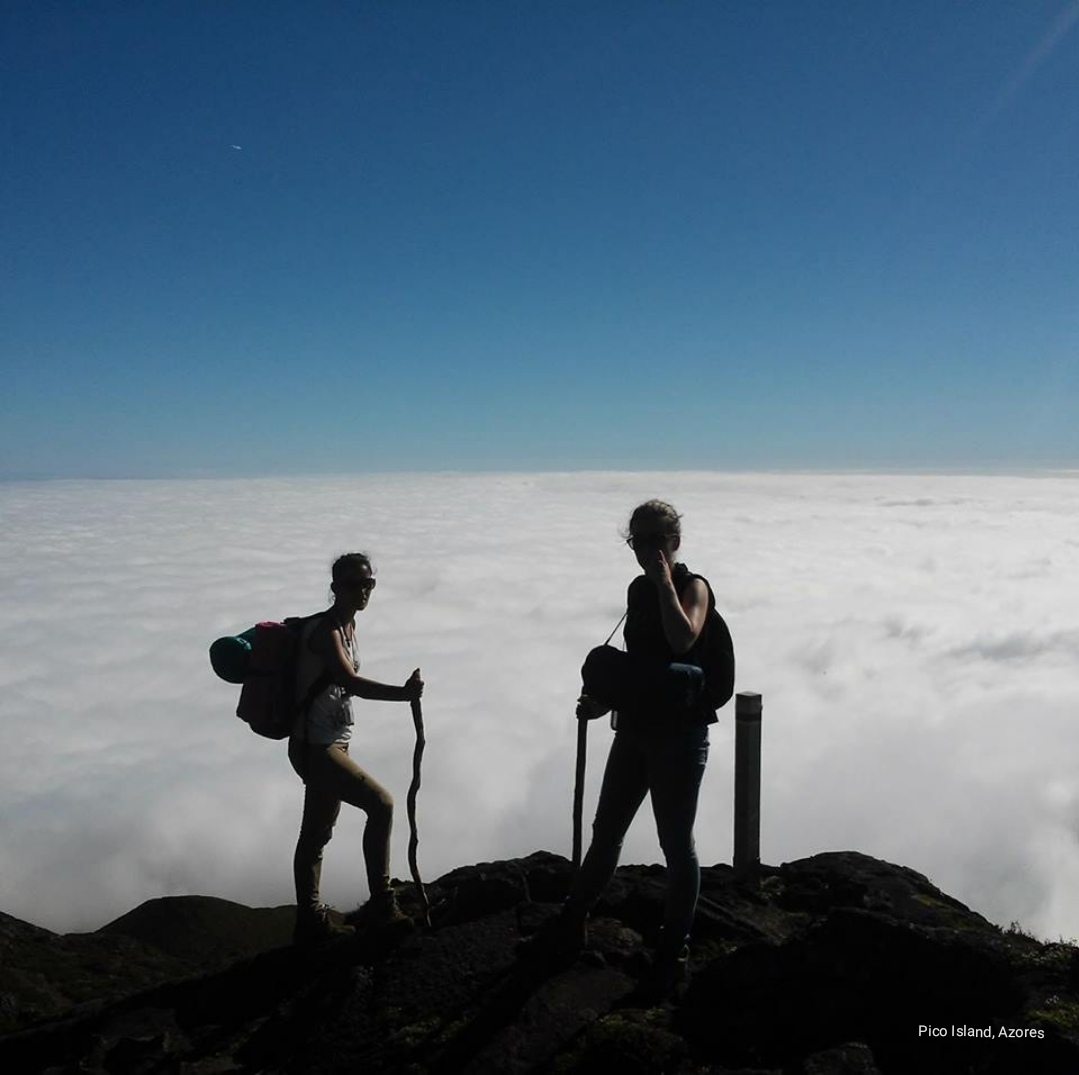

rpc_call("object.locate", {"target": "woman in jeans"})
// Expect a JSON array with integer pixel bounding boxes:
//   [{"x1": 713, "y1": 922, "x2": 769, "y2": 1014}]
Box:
[
  {"x1": 288, "y1": 552, "x2": 424, "y2": 946},
  {"x1": 535, "y1": 500, "x2": 715, "y2": 996}
]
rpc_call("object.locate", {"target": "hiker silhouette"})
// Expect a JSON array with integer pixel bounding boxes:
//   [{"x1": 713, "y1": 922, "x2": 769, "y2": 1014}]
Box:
[
  {"x1": 531, "y1": 500, "x2": 721, "y2": 999},
  {"x1": 287, "y1": 552, "x2": 423, "y2": 946}
]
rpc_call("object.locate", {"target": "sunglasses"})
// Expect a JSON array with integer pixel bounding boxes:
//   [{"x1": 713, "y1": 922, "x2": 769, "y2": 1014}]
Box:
[
  {"x1": 345, "y1": 577, "x2": 377, "y2": 592},
  {"x1": 625, "y1": 533, "x2": 675, "y2": 550}
]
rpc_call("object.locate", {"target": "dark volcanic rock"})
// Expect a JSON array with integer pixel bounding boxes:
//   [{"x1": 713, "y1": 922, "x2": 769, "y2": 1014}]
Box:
[
  {"x1": 99, "y1": 894, "x2": 294, "y2": 969},
  {"x1": 0, "y1": 910, "x2": 193, "y2": 1036},
  {"x1": 2, "y1": 850, "x2": 1078, "y2": 1074}
]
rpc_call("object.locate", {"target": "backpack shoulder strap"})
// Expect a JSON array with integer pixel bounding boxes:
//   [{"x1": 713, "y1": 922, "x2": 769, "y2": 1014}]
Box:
[
  {"x1": 293, "y1": 612, "x2": 333, "y2": 718},
  {"x1": 603, "y1": 610, "x2": 628, "y2": 647}
]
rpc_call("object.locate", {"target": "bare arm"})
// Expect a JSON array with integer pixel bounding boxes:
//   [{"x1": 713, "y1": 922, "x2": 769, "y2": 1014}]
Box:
[
  {"x1": 311, "y1": 620, "x2": 423, "y2": 702},
  {"x1": 642, "y1": 553, "x2": 709, "y2": 654}
]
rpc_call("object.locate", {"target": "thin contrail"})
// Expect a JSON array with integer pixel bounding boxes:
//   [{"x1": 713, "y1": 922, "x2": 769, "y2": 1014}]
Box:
[{"x1": 989, "y1": 0, "x2": 1079, "y2": 117}]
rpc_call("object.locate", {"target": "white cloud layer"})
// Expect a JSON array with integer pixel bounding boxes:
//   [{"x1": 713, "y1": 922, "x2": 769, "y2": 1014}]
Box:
[{"x1": 2, "y1": 472, "x2": 1078, "y2": 938}]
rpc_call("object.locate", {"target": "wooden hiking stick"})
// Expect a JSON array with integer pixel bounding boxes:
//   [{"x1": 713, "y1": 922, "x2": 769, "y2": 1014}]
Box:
[
  {"x1": 572, "y1": 713, "x2": 588, "y2": 871},
  {"x1": 573, "y1": 613, "x2": 623, "y2": 869},
  {"x1": 407, "y1": 681, "x2": 432, "y2": 928}
]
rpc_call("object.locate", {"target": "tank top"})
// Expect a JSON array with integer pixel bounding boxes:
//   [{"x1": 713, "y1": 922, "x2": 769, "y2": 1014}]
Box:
[
  {"x1": 622, "y1": 562, "x2": 717, "y2": 727},
  {"x1": 295, "y1": 615, "x2": 357, "y2": 745}
]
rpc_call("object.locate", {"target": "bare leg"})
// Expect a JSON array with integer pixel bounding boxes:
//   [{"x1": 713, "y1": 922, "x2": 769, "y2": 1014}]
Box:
[{"x1": 315, "y1": 742, "x2": 395, "y2": 897}]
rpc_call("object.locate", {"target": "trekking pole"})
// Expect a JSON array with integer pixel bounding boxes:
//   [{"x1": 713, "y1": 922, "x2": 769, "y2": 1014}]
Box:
[
  {"x1": 406, "y1": 670, "x2": 432, "y2": 928},
  {"x1": 572, "y1": 709, "x2": 588, "y2": 871},
  {"x1": 572, "y1": 613, "x2": 624, "y2": 872}
]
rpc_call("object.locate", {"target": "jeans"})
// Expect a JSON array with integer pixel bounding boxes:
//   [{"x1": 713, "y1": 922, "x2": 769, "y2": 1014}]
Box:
[{"x1": 569, "y1": 720, "x2": 710, "y2": 957}]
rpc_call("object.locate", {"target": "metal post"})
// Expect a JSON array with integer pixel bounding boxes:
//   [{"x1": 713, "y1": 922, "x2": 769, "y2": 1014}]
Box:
[{"x1": 733, "y1": 691, "x2": 762, "y2": 885}]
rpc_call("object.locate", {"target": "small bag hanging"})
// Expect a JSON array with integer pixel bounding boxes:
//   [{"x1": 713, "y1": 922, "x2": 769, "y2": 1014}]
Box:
[{"x1": 580, "y1": 612, "x2": 705, "y2": 716}]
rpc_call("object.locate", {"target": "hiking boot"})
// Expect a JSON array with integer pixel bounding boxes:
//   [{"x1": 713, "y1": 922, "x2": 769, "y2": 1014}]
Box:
[
  {"x1": 293, "y1": 904, "x2": 356, "y2": 948},
  {"x1": 626, "y1": 944, "x2": 690, "y2": 1006},
  {"x1": 517, "y1": 907, "x2": 588, "y2": 965},
  {"x1": 345, "y1": 888, "x2": 411, "y2": 932}
]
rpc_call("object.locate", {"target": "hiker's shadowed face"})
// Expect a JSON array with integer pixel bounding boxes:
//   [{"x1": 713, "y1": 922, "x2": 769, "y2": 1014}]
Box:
[
  {"x1": 627, "y1": 528, "x2": 679, "y2": 574},
  {"x1": 334, "y1": 569, "x2": 376, "y2": 611}
]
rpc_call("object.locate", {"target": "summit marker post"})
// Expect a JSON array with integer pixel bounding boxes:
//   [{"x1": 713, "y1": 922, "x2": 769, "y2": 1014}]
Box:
[{"x1": 733, "y1": 691, "x2": 762, "y2": 885}]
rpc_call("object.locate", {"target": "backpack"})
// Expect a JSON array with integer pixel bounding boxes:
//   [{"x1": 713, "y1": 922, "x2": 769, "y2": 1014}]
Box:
[
  {"x1": 695, "y1": 587, "x2": 736, "y2": 710},
  {"x1": 209, "y1": 616, "x2": 329, "y2": 739}
]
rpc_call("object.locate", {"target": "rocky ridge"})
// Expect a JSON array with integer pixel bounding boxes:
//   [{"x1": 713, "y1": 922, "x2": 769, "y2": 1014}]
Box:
[{"x1": 2, "y1": 850, "x2": 1079, "y2": 1073}]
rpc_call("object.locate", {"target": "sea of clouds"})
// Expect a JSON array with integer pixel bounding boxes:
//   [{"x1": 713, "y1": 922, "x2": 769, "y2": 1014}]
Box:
[{"x1": 2, "y1": 471, "x2": 1078, "y2": 938}]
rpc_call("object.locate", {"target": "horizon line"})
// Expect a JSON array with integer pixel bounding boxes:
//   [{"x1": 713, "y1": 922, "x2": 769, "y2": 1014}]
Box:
[{"x1": 3, "y1": 465, "x2": 1079, "y2": 484}]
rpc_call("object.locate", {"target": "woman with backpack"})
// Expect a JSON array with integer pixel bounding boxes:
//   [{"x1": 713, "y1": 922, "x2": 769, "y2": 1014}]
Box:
[
  {"x1": 289, "y1": 552, "x2": 424, "y2": 946},
  {"x1": 527, "y1": 500, "x2": 719, "y2": 999}
]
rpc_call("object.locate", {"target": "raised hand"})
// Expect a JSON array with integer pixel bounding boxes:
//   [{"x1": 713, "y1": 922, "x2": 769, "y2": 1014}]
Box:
[
  {"x1": 403, "y1": 668, "x2": 424, "y2": 702},
  {"x1": 641, "y1": 546, "x2": 672, "y2": 588}
]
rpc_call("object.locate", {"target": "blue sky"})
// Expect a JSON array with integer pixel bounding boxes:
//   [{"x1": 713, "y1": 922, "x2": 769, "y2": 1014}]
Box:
[{"x1": 3, "y1": 2, "x2": 1077, "y2": 477}]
